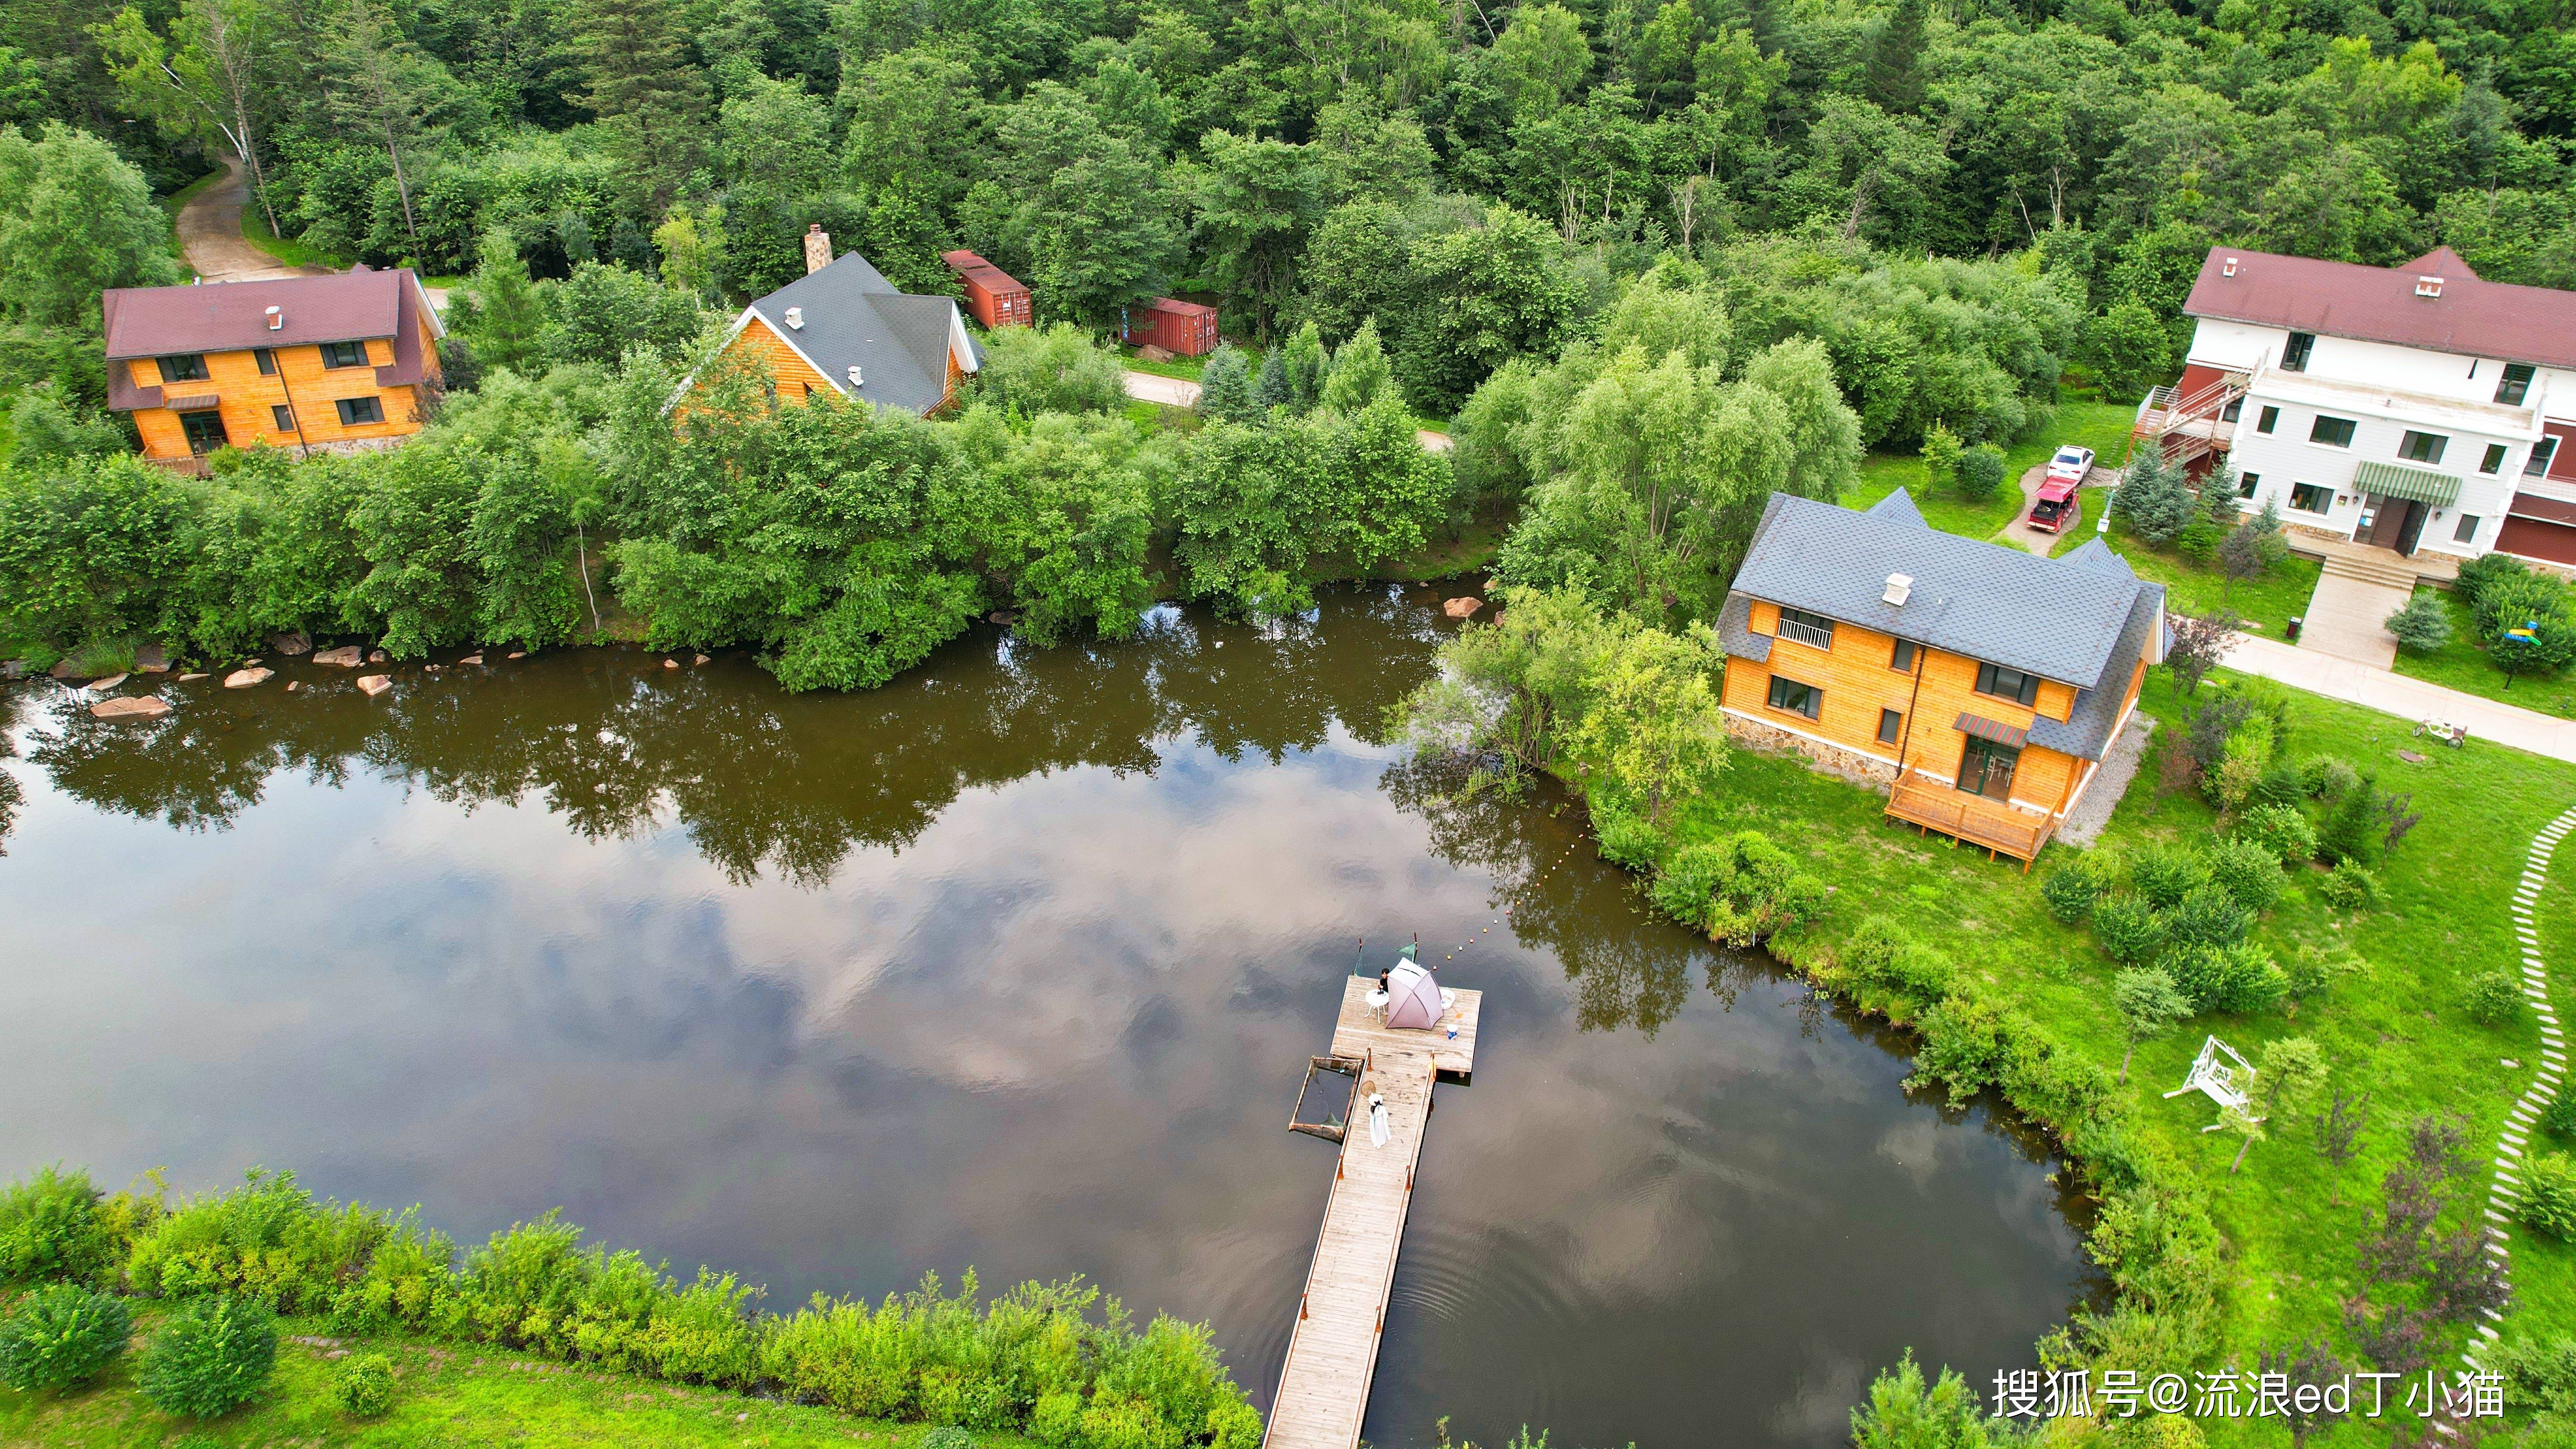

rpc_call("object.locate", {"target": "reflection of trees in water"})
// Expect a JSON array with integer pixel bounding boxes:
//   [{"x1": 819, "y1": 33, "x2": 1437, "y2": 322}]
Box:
[
  {"x1": 11, "y1": 588, "x2": 1447, "y2": 889},
  {"x1": 1381, "y1": 751, "x2": 1708, "y2": 1038},
  {"x1": 0, "y1": 688, "x2": 24, "y2": 854}
]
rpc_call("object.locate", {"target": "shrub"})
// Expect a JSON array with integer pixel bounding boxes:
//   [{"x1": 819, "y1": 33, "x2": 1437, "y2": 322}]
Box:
[
  {"x1": 0, "y1": 1282, "x2": 133, "y2": 1391},
  {"x1": 1650, "y1": 830, "x2": 1828, "y2": 944},
  {"x1": 2285, "y1": 943, "x2": 2359, "y2": 999},
  {"x1": 920, "y1": 1428, "x2": 976, "y2": 1449},
  {"x1": 2249, "y1": 762, "x2": 2305, "y2": 809},
  {"x1": 2234, "y1": 804, "x2": 2317, "y2": 866},
  {"x1": 2158, "y1": 883, "x2": 2252, "y2": 951},
  {"x1": 2093, "y1": 893, "x2": 2166, "y2": 965},
  {"x1": 1837, "y1": 917, "x2": 1955, "y2": 1002},
  {"x1": 2041, "y1": 850, "x2": 2118, "y2": 923},
  {"x1": 2455, "y1": 551, "x2": 2531, "y2": 609},
  {"x1": 1910, "y1": 995, "x2": 2009, "y2": 1105},
  {"x1": 139, "y1": 1296, "x2": 277, "y2": 1420},
  {"x1": 1031, "y1": 1392, "x2": 1084, "y2": 1445},
  {"x1": 2167, "y1": 943, "x2": 2287, "y2": 1016},
  {"x1": 0, "y1": 1166, "x2": 122, "y2": 1286},
  {"x1": 2299, "y1": 755, "x2": 2360, "y2": 800},
  {"x1": 975, "y1": 323, "x2": 1127, "y2": 416},
  {"x1": 2467, "y1": 970, "x2": 2528, "y2": 1026},
  {"x1": 1590, "y1": 807, "x2": 1666, "y2": 872},
  {"x1": 1955, "y1": 444, "x2": 2004, "y2": 499},
  {"x1": 2131, "y1": 843, "x2": 2208, "y2": 909},
  {"x1": 2544, "y1": 1093, "x2": 2576, "y2": 1142},
  {"x1": 2318, "y1": 859, "x2": 2382, "y2": 912},
  {"x1": 2523, "y1": 1153, "x2": 2576, "y2": 1240},
  {"x1": 127, "y1": 1170, "x2": 386, "y2": 1313},
  {"x1": 2385, "y1": 593, "x2": 2453, "y2": 653},
  {"x1": 2202, "y1": 837, "x2": 2284, "y2": 913},
  {"x1": 333, "y1": 1351, "x2": 396, "y2": 1417},
  {"x1": 2317, "y1": 774, "x2": 2384, "y2": 866}
]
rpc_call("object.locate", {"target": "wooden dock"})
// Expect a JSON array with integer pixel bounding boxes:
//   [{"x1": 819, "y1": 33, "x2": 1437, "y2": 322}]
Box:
[{"x1": 1265, "y1": 975, "x2": 1481, "y2": 1449}]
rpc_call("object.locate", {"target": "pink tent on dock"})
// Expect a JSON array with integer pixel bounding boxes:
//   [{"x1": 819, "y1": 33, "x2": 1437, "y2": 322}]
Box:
[{"x1": 1384, "y1": 961, "x2": 1447, "y2": 1030}]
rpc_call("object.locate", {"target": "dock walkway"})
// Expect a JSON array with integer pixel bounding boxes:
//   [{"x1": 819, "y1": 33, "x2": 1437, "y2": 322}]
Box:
[{"x1": 1264, "y1": 976, "x2": 1480, "y2": 1449}]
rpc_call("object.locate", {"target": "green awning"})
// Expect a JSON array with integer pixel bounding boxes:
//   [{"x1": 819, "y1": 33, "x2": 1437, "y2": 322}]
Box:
[{"x1": 2352, "y1": 459, "x2": 2462, "y2": 507}]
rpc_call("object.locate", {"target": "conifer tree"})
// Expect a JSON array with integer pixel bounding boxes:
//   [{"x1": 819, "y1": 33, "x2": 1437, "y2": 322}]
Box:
[{"x1": 1862, "y1": 0, "x2": 1925, "y2": 113}]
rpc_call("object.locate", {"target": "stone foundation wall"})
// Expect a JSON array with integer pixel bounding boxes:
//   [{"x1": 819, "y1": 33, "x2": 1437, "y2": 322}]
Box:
[{"x1": 1723, "y1": 714, "x2": 1897, "y2": 791}]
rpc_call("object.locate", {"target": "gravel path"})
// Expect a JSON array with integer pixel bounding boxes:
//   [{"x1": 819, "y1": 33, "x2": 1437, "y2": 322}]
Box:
[{"x1": 177, "y1": 158, "x2": 332, "y2": 283}]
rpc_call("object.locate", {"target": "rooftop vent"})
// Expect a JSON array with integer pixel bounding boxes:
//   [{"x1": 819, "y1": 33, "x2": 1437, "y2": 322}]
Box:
[
  {"x1": 846, "y1": 365, "x2": 864, "y2": 388},
  {"x1": 264, "y1": 305, "x2": 282, "y2": 330},
  {"x1": 783, "y1": 306, "x2": 803, "y2": 330},
  {"x1": 2417, "y1": 276, "x2": 2445, "y2": 298},
  {"x1": 2222, "y1": 257, "x2": 2238, "y2": 278},
  {"x1": 1883, "y1": 573, "x2": 1914, "y2": 607}
]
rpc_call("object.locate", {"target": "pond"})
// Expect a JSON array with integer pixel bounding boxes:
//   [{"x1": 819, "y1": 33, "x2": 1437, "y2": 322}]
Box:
[{"x1": 0, "y1": 587, "x2": 2091, "y2": 1448}]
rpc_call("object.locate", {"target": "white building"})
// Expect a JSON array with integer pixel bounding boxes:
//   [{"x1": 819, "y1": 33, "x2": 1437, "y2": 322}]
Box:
[{"x1": 2142, "y1": 246, "x2": 2576, "y2": 567}]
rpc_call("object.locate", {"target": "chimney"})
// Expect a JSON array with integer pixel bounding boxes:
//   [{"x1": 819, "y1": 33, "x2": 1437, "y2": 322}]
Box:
[
  {"x1": 2416, "y1": 276, "x2": 2445, "y2": 298},
  {"x1": 846, "y1": 365, "x2": 864, "y2": 388},
  {"x1": 1883, "y1": 573, "x2": 1913, "y2": 607},
  {"x1": 265, "y1": 305, "x2": 283, "y2": 330},
  {"x1": 2221, "y1": 256, "x2": 2238, "y2": 278},
  {"x1": 783, "y1": 306, "x2": 804, "y2": 330},
  {"x1": 804, "y1": 224, "x2": 832, "y2": 276}
]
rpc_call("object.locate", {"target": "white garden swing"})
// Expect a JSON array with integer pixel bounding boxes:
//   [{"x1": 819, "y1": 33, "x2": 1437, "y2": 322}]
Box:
[{"x1": 2163, "y1": 1035, "x2": 2259, "y2": 1132}]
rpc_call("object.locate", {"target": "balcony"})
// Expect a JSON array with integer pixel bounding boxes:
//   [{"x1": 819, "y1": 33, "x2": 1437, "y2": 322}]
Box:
[{"x1": 1884, "y1": 777, "x2": 2051, "y2": 870}]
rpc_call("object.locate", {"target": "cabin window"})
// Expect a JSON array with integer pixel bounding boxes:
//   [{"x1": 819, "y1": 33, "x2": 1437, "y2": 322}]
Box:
[
  {"x1": 156, "y1": 353, "x2": 209, "y2": 383},
  {"x1": 1775, "y1": 606, "x2": 1835, "y2": 650},
  {"x1": 2255, "y1": 405, "x2": 2279, "y2": 434},
  {"x1": 2237, "y1": 471, "x2": 2260, "y2": 499},
  {"x1": 319, "y1": 340, "x2": 369, "y2": 369},
  {"x1": 1973, "y1": 661, "x2": 2041, "y2": 707},
  {"x1": 335, "y1": 395, "x2": 384, "y2": 426},
  {"x1": 178, "y1": 409, "x2": 228, "y2": 455},
  {"x1": 2309, "y1": 415, "x2": 2356, "y2": 448},
  {"x1": 2282, "y1": 331, "x2": 2315, "y2": 372},
  {"x1": 2222, "y1": 398, "x2": 2242, "y2": 423},
  {"x1": 2398, "y1": 431, "x2": 2447, "y2": 465},
  {"x1": 2498, "y1": 364, "x2": 2535, "y2": 406},
  {"x1": 254, "y1": 347, "x2": 278, "y2": 375},
  {"x1": 2290, "y1": 482, "x2": 2333, "y2": 514},
  {"x1": 2484, "y1": 444, "x2": 2509, "y2": 475},
  {"x1": 1876, "y1": 708, "x2": 1902, "y2": 745},
  {"x1": 2532, "y1": 438, "x2": 2562, "y2": 477},
  {"x1": 1765, "y1": 675, "x2": 1823, "y2": 720},
  {"x1": 1890, "y1": 638, "x2": 1917, "y2": 672},
  {"x1": 271, "y1": 404, "x2": 295, "y2": 431},
  {"x1": 2455, "y1": 513, "x2": 2481, "y2": 545}
]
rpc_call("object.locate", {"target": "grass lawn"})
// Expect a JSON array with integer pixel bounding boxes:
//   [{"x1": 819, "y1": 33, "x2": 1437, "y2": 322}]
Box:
[
  {"x1": 1118, "y1": 348, "x2": 1213, "y2": 382},
  {"x1": 1847, "y1": 401, "x2": 2141, "y2": 543},
  {"x1": 2050, "y1": 510, "x2": 2324, "y2": 639},
  {"x1": 1679, "y1": 666, "x2": 2573, "y2": 1441},
  {"x1": 0, "y1": 1309, "x2": 1043, "y2": 1448},
  {"x1": 2389, "y1": 586, "x2": 2576, "y2": 718}
]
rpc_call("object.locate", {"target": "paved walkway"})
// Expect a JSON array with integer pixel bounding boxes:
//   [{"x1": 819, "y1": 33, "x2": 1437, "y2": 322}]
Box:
[
  {"x1": 178, "y1": 158, "x2": 332, "y2": 283},
  {"x1": 2298, "y1": 560, "x2": 2411, "y2": 668},
  {"x1": 2220, "y1": 632, "x2": 2576, "y2": 762}
]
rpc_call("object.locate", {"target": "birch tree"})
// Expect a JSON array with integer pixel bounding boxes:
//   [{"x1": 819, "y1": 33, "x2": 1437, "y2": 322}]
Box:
[{"x1": 98, "y1": 0, "x2": 283, "y2": 236}]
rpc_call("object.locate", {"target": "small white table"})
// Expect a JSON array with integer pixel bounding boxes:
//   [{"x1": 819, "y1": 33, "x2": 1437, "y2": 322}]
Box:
[{"x1": 1364, "y1": 988, "x2": 1391, "y2": 1023}]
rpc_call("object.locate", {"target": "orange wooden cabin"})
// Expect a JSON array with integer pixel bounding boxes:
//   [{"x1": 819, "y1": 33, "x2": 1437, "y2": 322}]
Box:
[
  {"x1": 104, "y1": 267, "x2": 445, "y2": 470},
  {"x1": 1716, "y1": 490, "x2": 2167, "y2": 868},
  {"x1": 689, "y1": 227, "x2": 982, "y2": 417},
  {"x1": 941, "y1": 249, "x2": 1030, "y2": 329}
]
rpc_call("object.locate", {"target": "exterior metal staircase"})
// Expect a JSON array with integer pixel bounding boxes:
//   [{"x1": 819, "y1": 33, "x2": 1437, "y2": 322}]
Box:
[{"x1": 2131, "y1": 371, "x2": 2250, "y2": 469}]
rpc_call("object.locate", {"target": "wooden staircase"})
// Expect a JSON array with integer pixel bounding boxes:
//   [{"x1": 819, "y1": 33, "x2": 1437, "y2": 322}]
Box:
[{"x1": 2132, "y1": 371, "x2": 2248, "y2": 469}]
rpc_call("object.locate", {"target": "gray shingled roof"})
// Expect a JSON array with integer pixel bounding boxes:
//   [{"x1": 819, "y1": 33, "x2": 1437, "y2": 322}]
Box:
[
  {"x1": 1729, "y1": 490, "x2": 2149, "y2": 687},
  {"x1": 748, "y1": 253, "x2": 966, "y2": 415},
  {"x1": 2026, "y1": 581, "x2": 2165, "y2": 760}
]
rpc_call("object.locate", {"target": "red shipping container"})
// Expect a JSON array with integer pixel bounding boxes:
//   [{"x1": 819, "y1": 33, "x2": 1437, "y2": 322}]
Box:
[
  {"x1": 1121, "y1": 297, "x2": 1219, "y2": 356},
  {"x1": 942, "y1": 249, "x2": 1031, "y2": 329}
]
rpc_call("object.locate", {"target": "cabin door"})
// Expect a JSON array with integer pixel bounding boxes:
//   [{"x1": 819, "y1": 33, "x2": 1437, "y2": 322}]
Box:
[
  {"x1": 2359, "y1": 494, "x2": 2425, "y2": 555},
  {"x1": 1957, "y1": 737, "x2": 2020, "y2": 801}
]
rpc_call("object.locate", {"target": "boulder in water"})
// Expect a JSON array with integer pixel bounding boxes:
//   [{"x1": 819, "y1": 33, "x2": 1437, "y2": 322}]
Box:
[
  {"x1": 269, "y1": 631, "x2": 313, "y2": 656},
  {"x1": 224, "y1": 667, "x2": 274, "y2": 689},
  {"x1": 1442, "y1": 596, "x2": 1482, "y2": 620},
  {"x1": 135, "y1": 644, "x2": 170, "y2": 673},
  {"x1": 358, "y1": 674, "x2": 393, "y2": 697},
  {"x1": 90, "y1": 695, "x2": 171, "y2": 721},
  {"x1": 313, "y1": 645, "x2": 363, "y2": 667}
]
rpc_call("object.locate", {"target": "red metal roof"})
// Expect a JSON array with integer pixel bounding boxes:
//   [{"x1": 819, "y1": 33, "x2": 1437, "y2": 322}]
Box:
[
  {"x1": 940, "y1": 249, "x2": 1027, "y2": 294},
  {"x1": 2510, "y1": 491, "x2": 2576, "y2": 526},
  {"x1": 2184, "y1": 247, "x2": 2576, "y2": 371},
  {"x1": 103, "y1": 267, "x2": 433, "y2": 361}
]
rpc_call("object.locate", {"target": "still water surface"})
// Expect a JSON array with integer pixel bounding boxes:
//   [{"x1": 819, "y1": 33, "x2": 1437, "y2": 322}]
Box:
[{"x1": 0, "y1": 587, "x2": 2088, "y2": 1446}]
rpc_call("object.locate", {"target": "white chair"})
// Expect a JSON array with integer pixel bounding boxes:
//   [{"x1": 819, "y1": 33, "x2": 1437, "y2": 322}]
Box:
[{"x1": 2164, "y1": 1035, "x2": 2258, "y2": 1132}]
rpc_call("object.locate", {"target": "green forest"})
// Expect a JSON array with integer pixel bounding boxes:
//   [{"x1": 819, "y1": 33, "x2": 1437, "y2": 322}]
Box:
[{"x1": 10, "y1": 0, "x2": 2576, "y2": 677}]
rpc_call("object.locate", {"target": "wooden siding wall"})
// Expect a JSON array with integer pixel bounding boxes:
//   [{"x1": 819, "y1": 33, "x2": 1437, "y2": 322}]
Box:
[
  {"x1": 1723, "y1": 598, "x2": 2094, "y2": 814},
  {"x1": 129, "y1": 322, "x2": 435, "y2": 459}
]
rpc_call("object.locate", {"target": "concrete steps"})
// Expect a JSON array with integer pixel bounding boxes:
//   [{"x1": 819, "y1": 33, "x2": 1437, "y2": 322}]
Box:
[{"x1": 2322, "y1": 553, "x2": 2426, "y2": 590}]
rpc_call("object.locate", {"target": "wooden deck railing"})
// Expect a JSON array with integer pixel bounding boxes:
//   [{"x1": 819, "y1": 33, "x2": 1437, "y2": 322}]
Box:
[{"x1": 1885, "y1": 778, "x2": 2051, "y2": 869}]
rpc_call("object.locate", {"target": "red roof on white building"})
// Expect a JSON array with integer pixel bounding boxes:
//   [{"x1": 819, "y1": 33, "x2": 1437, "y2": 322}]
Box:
[{"x1": 2183, "y1": 246, "x2": 2576, "y2": 371}]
